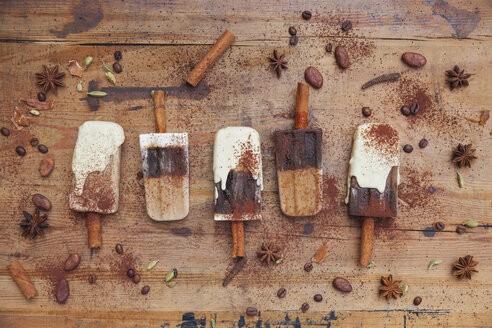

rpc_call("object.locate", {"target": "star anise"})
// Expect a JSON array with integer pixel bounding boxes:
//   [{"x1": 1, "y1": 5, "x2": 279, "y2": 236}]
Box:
[
  {"x1": 268, "y1": 50, "x2": 287, "y2": 78},
  {"x1": 446, "y1": 65, "x2": 471, "y2": 90},
  {"x1": 452, "y1": 143, "x2": 477, "y2": 168},
  {"x1": 256, "y1": 242, "x2": 281, "y2": 265},
  {"x1": 19, "y1": 208, "x2": 49, "y2": 239},
  {"x1": 379, "y1": 274, "x2": 402, "y2": 300},
  {"x1": 453, "y1": 255, "x2": 478, "y2": 280},
  {"x1": 35, "y1": 65, "x2": 65, "y2": 93}
]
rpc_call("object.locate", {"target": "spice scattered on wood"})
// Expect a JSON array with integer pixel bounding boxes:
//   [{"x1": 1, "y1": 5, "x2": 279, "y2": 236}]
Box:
[
  {"x1": 37, "y1": 92, "x2": 46, "y2": 102},
  {"x1": 39, "y1": 155, "x2": 54, "y2": 177},
  {"x1": 379, "y1": 275, "x2": 402, "y2": 300},
  {"x1": 141, "y1": 285, "x2": 150, "y2": 295},
  {"x1": 367, "y1": 261, "x2": 375, "y2": 268},
  {"x1": 222, "y1": 257, "x2": 247, "y2": 287},
  {"x1": 132, "y1": 274, "x2": 141, "y2": 284},
  {"x1": 414, "y1": 296, "x2": 422, "y2": 305},
  {"x1": 36, "y1": 65, "x2": 65, "y2": 93},
  {"x1": 20, "y1": 98, "x2": 54, "y2": 111},
  {"x1": 314, "y1": 294, "x2": 323, "y2": 302},
  {"x1": 105, "y1": 71, "x2": 116, "y2": 85},
  {"x1": 113, "y1": 62, "x2": 123, "y2": 74},
  {"x1": 401, "y1": 283, "x2": 408, "y2": 296},
  {"x1": 1, "y1": 127, "x2": 10, "y2": 136},
  {"x1": 146, "y1": 260, "x2": 159, "y2": 270},
  {"x1": 457, "y1": 172, "x2": 464, "y2": 188},
  {"x1": 87, "y1": 91, "x2": 107, "y2": 97},
  {"x1": 11, "y1": 107, "x2": 30, "y2": 130},
  {"x1": 88, "y1": 274, "x2": 96, "y2": 284},
  {"x1": 334, "y1": 45, "x2": 350, "y2": 69},
  {"x1": 463, "y1": 220, "x2": 478, "y2": 228},
  {"x1": 29, "y1": 110, "x2": 40, "y2": 116},
  {"x1": 304, "y1": 262, "x2": 313, "y2": 272},
  {"x1": 210, "y1": 319, "x2": 216, "y2": 328},
  {"x1": 20, "y1": 208, "x2": 48, "y2": 239},
  {"x1": 341, "y1": 20, "x2": 352, "y2": 31},
  {"x1": 304, "y1": 66, "x2": 323, "y2": 88},
  {"x1": 452, "y1": 255, "x2": 478, "y2": 280},
  {"x1": 257, "y1": 242, "x2": 281, "y2": 265},
  {"x1": 446, "y1": 65, "x2": 471, "y2": 90},
  {"x1": 311, "y1": 242, "x2": 330, "y2": 263},
  {"x1": 68, "y1": 60, "x2": 84, "y2": 77},
  {"x1": 167, "y1": 281, "x2": 177, "y2": 288},
  {"x1": 77, "y1": 81, "x2": 83, "y2": 92},
  {"x1": 127, "y1": 269, "x2": 135, "y2": 278},
  {"x1": 362, "y1": 73, "x2": 400, "y2": 90},
  {"x1": 428, "y1": 259, "x2": 442, "y2": 269},
  {"x1": 302, "y1": 10, "x2": 312, "y2": 20},
  {"x1": 401, "y1": 52, "x2": 426, "y2": 68},
  {"x1": 325, "y1": 43, "x2": 332, "y2": 53},
  {"x1": 164, "y1": 270, "x2": 175, "y2": 282},
  {"x1": 84, "y1": 56, "x2": 93, "y2": 68},
  {"x1": 479, "y1": 110, "x2": 490, "y2": 125},
  {"x1": 277, "y1": 287, "x2": 287, "y2": 298},
  {"x1": 38, "y1": 144, "x2": 48, "y2": 153},
  {"x1": 32, "y1": 194, "x2": 51, "y2": 211},
  {"x1": 434, "y1": 222, "x2": 445, "y2": 231},
  {"x1": 246, "y1": 307, "x2": 258, "y2": 316},
  {"x1": 288, "y1": 26, "x2": 297, "y2": 35},
  {"x1": 332, "y1": 277, "x2": 352, "y2": 293},
  {"x1": 7, "y1": 260, "x2": 37, "y2": 300},
  {"x1": 55, "y1": 278, "x2": 69, "y2": 303},
  {"x1": 269, "y1": 50, "x2": 287, "y2": 78},
  {"x1": 452, "y1": 143, "x2": 477, "y2": 168},
  {"x1": 114, "y1": 51, "x2": 122, "y2": 60},
  {"x1": 300, "y1": 302, "x2": 310, "y2": 313},
  {"x1": 289, "y1": 35, "x2": 298, "y2": 45},
  {"x1": 456, "y1": 225, "x2": 466, "y2": 234},
  {"x1": 101, "y1": 59, "x2": 114, "y2": 73},
  {"x1": 64, "y1": 254, "x2": 81, "y2": 271},
  {"x1": 15, "y1": 146, "x2": 26, "y2": 156}
]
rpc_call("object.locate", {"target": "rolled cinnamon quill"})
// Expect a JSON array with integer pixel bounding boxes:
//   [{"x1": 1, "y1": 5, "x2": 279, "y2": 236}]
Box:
[{"x1": 8, "y1": 260, "x2": 37, "y2": 300}]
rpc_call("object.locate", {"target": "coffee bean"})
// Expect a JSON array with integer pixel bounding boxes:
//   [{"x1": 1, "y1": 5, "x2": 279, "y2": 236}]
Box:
[
  {"x1": 30, "y1": 138, "x2": 39, "y2": 147},
  {"x1": 115, "y1": 244, "x2": 123, "y2": 254},
  {"x1": 314, "y1": 294, "x2": 323, "y2": 302},
  {"x1": 32, "y1": 193, "x2": 52, "y2": 211},
  {"x1": 39, "y1": 155, "x2": 54, "y2": 177},
  {"x1": 127, "y1": 269, "x2": 135, "y2": 278},
  {"x1": 246, "y1": 307, "x2": 258, "y2": 316},
  {"x1": 277, "y1": 287, "x2": 287, "y2": 298},
  {"x1": 403, "y1": 144, "x2": 413, "y2": 153},
  {"x1": 410, "y1": 103, "x2": 420, "y2": 115},
  {"x1": 15, "y1": 146, "x2": 26, "y2": 156},
  {"x1": 141, "y1": 285, "x2": 150, "y2": 295},
  {"x1": 456, "y1": 225, "x2": 466, "y2": 234},
  {"x1": 64, "y1": 253, "x2": 81, "y2": 271},
  {"x1": 288, "y1": 26, "x2": 297, "y2": 35},
  {"x1": 304, "y1": 262, "x2": 313, "y2": 272},
  {"x1": 400, "y1": 106, "x2": 411, "y2": 116},
  {"x1": 402, "y1": 52, "x2": 427, "y2": 68},
  {"x1": 325, "y1": 43, "x2": 332, "y2": 53},
  {"x1": 335, "y1": 45, "x2": 350, "y2": 69},
  {"x1": 301, "y1": 302, "x2": 310, "y2": 313},
  {"x1": 88, "y1": 274, "x2": 96, "y2": 284},
  {"x1": 332, "y1": 277, "x2": 352, "y2": 293},
  {"x1": 413, "y1": 296, "x2": 422, "y2": 305},
  {"x1": 132, "y1": 274, "x2": 141, "y2": 284},
  {"x1": 362, "y1": 107, "x2": 372, "y2": 117},
  {"x1": 37, "y1": 92, "x2": 46, "y2": 102},
  {"x1": 304, "y1": 66, "x2": 323, "y2": 89},
  {"x1": 114, "y1": 51, "x2": 122, "y2": 60},
  {"x1": 341, "y1": 20, "x2": 352, "y2": 31},
  {"x1": 38, "y1": 144, "x2": 48, "y2": 153},
  {"x1": 55, "y1": 278, "x2": 69, "y2": 303},
  {"x1": 419, "y1": 138, "x2": 428, "y2": 148},
  {"x1": 1, "y1": 127, "x2": 10, "y2": 137},
  {"x1": 289, "y1": 35, "x2": 298, "y2": 46},
  {"x1": 113, "y1": 62, "x2": 122, "y2": 74},
  {"x1": 435, "y1": 222, "x2": 445, "y2": 231},
  {"x1": 302, "y1": 11, "x2": 312, "y2": 20},
  {"x1": 173, "y1": 268, "x2": 178, "y2": 278}
]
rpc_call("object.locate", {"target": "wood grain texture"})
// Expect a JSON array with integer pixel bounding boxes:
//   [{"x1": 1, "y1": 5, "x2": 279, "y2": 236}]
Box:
[{"x1": 1, "y1": 0, "x2": 491, "y2": 327}]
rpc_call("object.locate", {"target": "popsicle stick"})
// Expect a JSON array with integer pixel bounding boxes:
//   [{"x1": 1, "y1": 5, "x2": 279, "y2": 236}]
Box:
[
  {"x1": 153, "y1": 90, "x2": 166, "y2": 133},
  {"x1": 231, "y1": 221, "x2": 245, "y2": 258},
  {"x1": 295, "y1": 82, "x2": 309, "y2": 129},
  {"x1": 185, "y1": 30, "x2": 235, "y2": 87},
  {"x1": 87, "y1": 213, "x2": 102, "y2": 249},
  {"x1": 360, "y1": 217, "x2": 374, "y2": 266}
]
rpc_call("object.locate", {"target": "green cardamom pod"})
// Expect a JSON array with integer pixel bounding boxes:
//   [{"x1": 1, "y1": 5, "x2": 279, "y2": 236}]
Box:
[
  {"x1": 211, "y1": 319, "x2": 216, "y2": 328},
  {"x1": 106, "y1": 71, "x2": 116, "y2": 85},
  {"x1": 87, "y1": 91, "x2": 107, "y2": 97},
  {"x1": 146, "y1": 260, "x2": 159, "y2": 270},
  {"x1": 84, "y1": 56, "x2": 93, "y2": 68},
  {"x1": 101, "y1": 59, "x2": 113, "y2": 73},
  {"x1": 77, "y1": 81, "x2": 83, "y2": 92},
  {"x1": 457, "y1": 172, "x2": 464, "y2": 188},
  {"x1": 151, "y1": 90, "x2": 155, "y2": 98},
  {"x1": 29, "y1": 109, "x2": 40, "y2": 116},
  {"x1": 401, "y1": 282, "x2": 408, "y2": 297},
  {"x1": 275, "y1": 258, "x2": 283, "y2": 265},
  {"x1": 367, "y1": 261, "x2": 375, "y2": 268},
  {"x1": 167, "y1": 281, "x2": 177, "y2": 288},
  {"x1": 463, "y1": 220, "x2": 478, "y2": 228},
  {"x1": 428, "y1": 259, "x2": 441, "y2": 269},
  {"x1": 164, "y1": 271, "x2": 175, "y2": 282}
]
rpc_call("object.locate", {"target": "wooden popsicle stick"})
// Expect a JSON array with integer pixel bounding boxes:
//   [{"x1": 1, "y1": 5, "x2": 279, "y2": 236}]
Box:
[
  {"x1": 7, "y1": 260, "x2": 37, "y2": 300},
  {"x1": 231, "y1": 221, "x2": 245, "y2": 258},
  {"x1": 153, "y1": 90, "x2": 166, "y2": 133},
  {"x1": 360, "y1": 217, "x2": 375, "y2": 266},
  {"x1": 295, "y1": 82, "x2": 309, "y2": 129},
  {"x1": 185, "y1": 30, "x2": 235, "y2": 87},
  {"x1": 87, "y1": 213, "x2": 102, "y2": 249}
]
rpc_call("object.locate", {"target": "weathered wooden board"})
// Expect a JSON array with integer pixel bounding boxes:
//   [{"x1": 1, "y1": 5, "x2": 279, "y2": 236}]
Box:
[{"x1": 0, "y1": 0, "x2": 491, "y2": 327}]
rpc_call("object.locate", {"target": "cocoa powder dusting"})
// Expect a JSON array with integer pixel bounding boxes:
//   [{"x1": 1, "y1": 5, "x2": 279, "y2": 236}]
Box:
[{"x1": 362, "y1": 124, "x2": 399, "y2": 163}]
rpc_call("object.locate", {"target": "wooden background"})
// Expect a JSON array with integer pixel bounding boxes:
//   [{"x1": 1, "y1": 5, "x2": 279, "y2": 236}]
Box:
[{"x1": 1, "y1": 0, "x2": 491, "y2": 326}]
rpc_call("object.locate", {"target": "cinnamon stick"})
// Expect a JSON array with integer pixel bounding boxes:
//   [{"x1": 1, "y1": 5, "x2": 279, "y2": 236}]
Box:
[
  {"x1": 153, "y1": 90, "x2": 166, "y2": 133},
  {"x1": 185, "y1": 30, "x2": 235, "y2": 87},
  {"x1": 87, "y1": 213, "x2": 102, "y2": 249},
  {"x1": 8, "y1": 260, "x2": 37, "y2": 300},
  {"x1": 360, "y1": 217, "x2": 375, "y2": 266},
  {"x1": 295, "y1": 82, "x2": 309, "y2": 129},
  {"x1": 231, "y1": 221, "x2": 245, "y2": 258}
]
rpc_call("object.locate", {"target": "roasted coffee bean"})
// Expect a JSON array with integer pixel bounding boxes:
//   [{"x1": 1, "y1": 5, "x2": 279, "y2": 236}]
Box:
[
  {"x1": 30, "y1": 138, "x2": 39, "y2": 147},
  {"x1": 55, "y1": 278, "x2": 69, "y2": 303},
  {"x1": 64, "y1": 253, "x2": 81, "y2": 271},
  {"x1": 113, "y1": 62, "x2": 123, "y2": 74},
  {"x1": 38, "y1": 144, "x2": 48, "y2": 153},
  {"x1": 288, "y1": 26, "x2": 297, "y2": 35},
  {"x1": 302, "y1": 11, "x2": 312, "y2": 20},
  {"x1": 456, "y1": 225, "x2": 466, "y2": 234},
  {"x1": 39, "y1": 155, "x2": 54, "y2": 177},
  {"x1": 341, "y1": 20, "x2": 352, "y2": 31},
  {"x1": 362, "y1": 107, "x2": 372, "y2": 117},
  {"x1": 173, "y1": 268, "x2": 178, "y2": 278},
  {"x1": 325, "y1": 43, "x2": 332, "y2": 53},
  {"x1": 88, "y1": 274, "x2": 96, "y2": 284},
  {"x1": 410, "y1": 103, "x2": 420, "y2": 115},
  {"x1": 314, "y1": 294, "x2": 323, "y2": 302},
  {"x1": 304, "y1": 262, "x2": 313, "y2": 272},
  {"x1": 402, "y1": 52, "x2": 427, "y2": 68},
  {"x1": 15, "y1": 146, "x2": 26, "y2": 156},
  {"x1": 419, "y1": 138, "x2": 428, "y2": 148},
  {"x1": 289, "y1": 35, "x2": 299, "y2": 45},
  {"x1": 37, "y1": 92, "x2": 46, "y2": 102},
  {"x1": 301, "y1": 302, "x2": 310, "y2": 313},
  {"x1": 413, "y1": 296, "x2": 422, "y2": 305},
  {"x1": 115, "y1": 244, "x2": 123, "y2": 254},
  {"x1": 127, "y1": 269, "x2": 135, "y2": 278},
  {"x1": 132, "y1": 274, "x2": 141, "y2": 284},
  {"x1": 401, "y1": 105, "x2": 411, "y2": 116},
  {"x1": 114, "y1": 51, "x2": 122, "y2": 60},
  {"x1": 141, "y1": 285, "x2": 150, "y2": 295},
  {"x1": 1, "y1": 127, "x2": 10, "y2": 136},
  {"x1": 335, "y1": 45, "x2": 350, "y2": 69},
  {"x1": 246, "y1": 307, "x2": 258, "y2": 316},
  {"x1": 304, "y1": 66, "x2": 323, "y2": 89},
  {"x1": 403, "y1": 144, "x2": 413, "y2": 153},
  {"x1": 435, "y1": 222, "x2": 445, "y2": 231},
  {"x1": 32, "y1": 193, "x2": 52, "y2": 211},
  {"x1": 277, "y1": 287, "x2": 287, "y2": 298},
  {"x1": 332, "y1": 277, "x2": 352, "y2": 292}
]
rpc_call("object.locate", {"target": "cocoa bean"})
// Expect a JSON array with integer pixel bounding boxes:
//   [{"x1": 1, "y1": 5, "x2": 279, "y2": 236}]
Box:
[
  {"x1": 304, "y1": 66, "x2": 323, "y2": 88},
  {"x1": 335, "y1": 46, "x2": 350, "y2": 69},
  {"x1": 402, "y1": 52, "x2": 426, "y2": 68},
  {"x1": 332, "y1": 277, "x2": 352, "y2": 292},
  {"x1": 55, "y1": 279, "x2": 69, "y2": 303},
  {"x1": 32, "y1": 194, "x2": 52, "y2": 211},
  {"x1": 64, "y1": 254, "x2": 81, "y2": 271},
  {"x1": 39, "y1": 155, "x2": 54, "y2": 177}
]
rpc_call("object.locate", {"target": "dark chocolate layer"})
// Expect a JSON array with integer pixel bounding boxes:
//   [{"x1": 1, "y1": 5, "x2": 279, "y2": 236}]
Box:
[
  {"x1": 143, "y1": 146, "x2": 188, "y2": 178},
  {"x1": 215, "y1": 171, "x2": 261, "y2": 217},
  {"x1": 275, "y1": 129, "x2": 322, "y2": 171}
]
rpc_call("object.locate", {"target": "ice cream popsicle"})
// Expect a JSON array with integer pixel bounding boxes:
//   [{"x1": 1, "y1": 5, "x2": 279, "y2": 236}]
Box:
[
  {"x1": 140, "y1": 90, "x2": 189, "y2": 221},
  {"x1": 275, "y1": 83, "x2": 322, "y2": 216},
  {"x1": 214, "y1": 127, "x2": 262, "y2": 258},
  {"x1": 345, "y1": 123, "x2": 399, "y2": 266},
  {"x1": 69, "y1": 121, "x2": 125, "y2": 249}
]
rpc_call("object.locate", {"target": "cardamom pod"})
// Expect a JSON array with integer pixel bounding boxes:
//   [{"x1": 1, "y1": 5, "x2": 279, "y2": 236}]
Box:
[
  {"x1": 275, "y1": 258, "x2": 283, "y2": 265},
  {"x1": 463, "y1": 220, "x2": 478, "y2": 228},
  {"x1": 151, "y1": 90, "x2": 155, "y2": 98},
  {"x1": 106, "y1": 71, "x2": 116, "y2": 85},
  {"x1": 401, "y1": 282, "x2": 409, "y2": 297},
  {"x1": 29, "y1": 109, "x2": 40, "y2": 116},
  {"x1": 428, "y1": 259, "x2": 441, "y2": 269},
  {"x1": 87, "y1": 91, "x2": 107, "y2": 97},
  {"x1": 146, "y1": 260, "x2": 159, "y2": 270},
  {"x1": 84, "y1": 56, "x2": 93, "y2": 68},
  {"x1": 211, "y1": 319, "x2": 216, "y2": 328},
  {"x1": 167, "y1": 281, "x2": 177, "y2": 288},
  {"x1": 101, "y1": 59, "x2": 113, "y2": 73},
  {"x1": 457, "y1": 172, "x2": 464, "y2": 188},
  {"x1": 164, "y1": 271, "x2": 175, "y2": 282},
  {"x1": 77, "y1": 81, "x2": 83, "y2": 92},
  {"x1": 367, "y1": 261, "x2": 375, "y2": 268}
]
